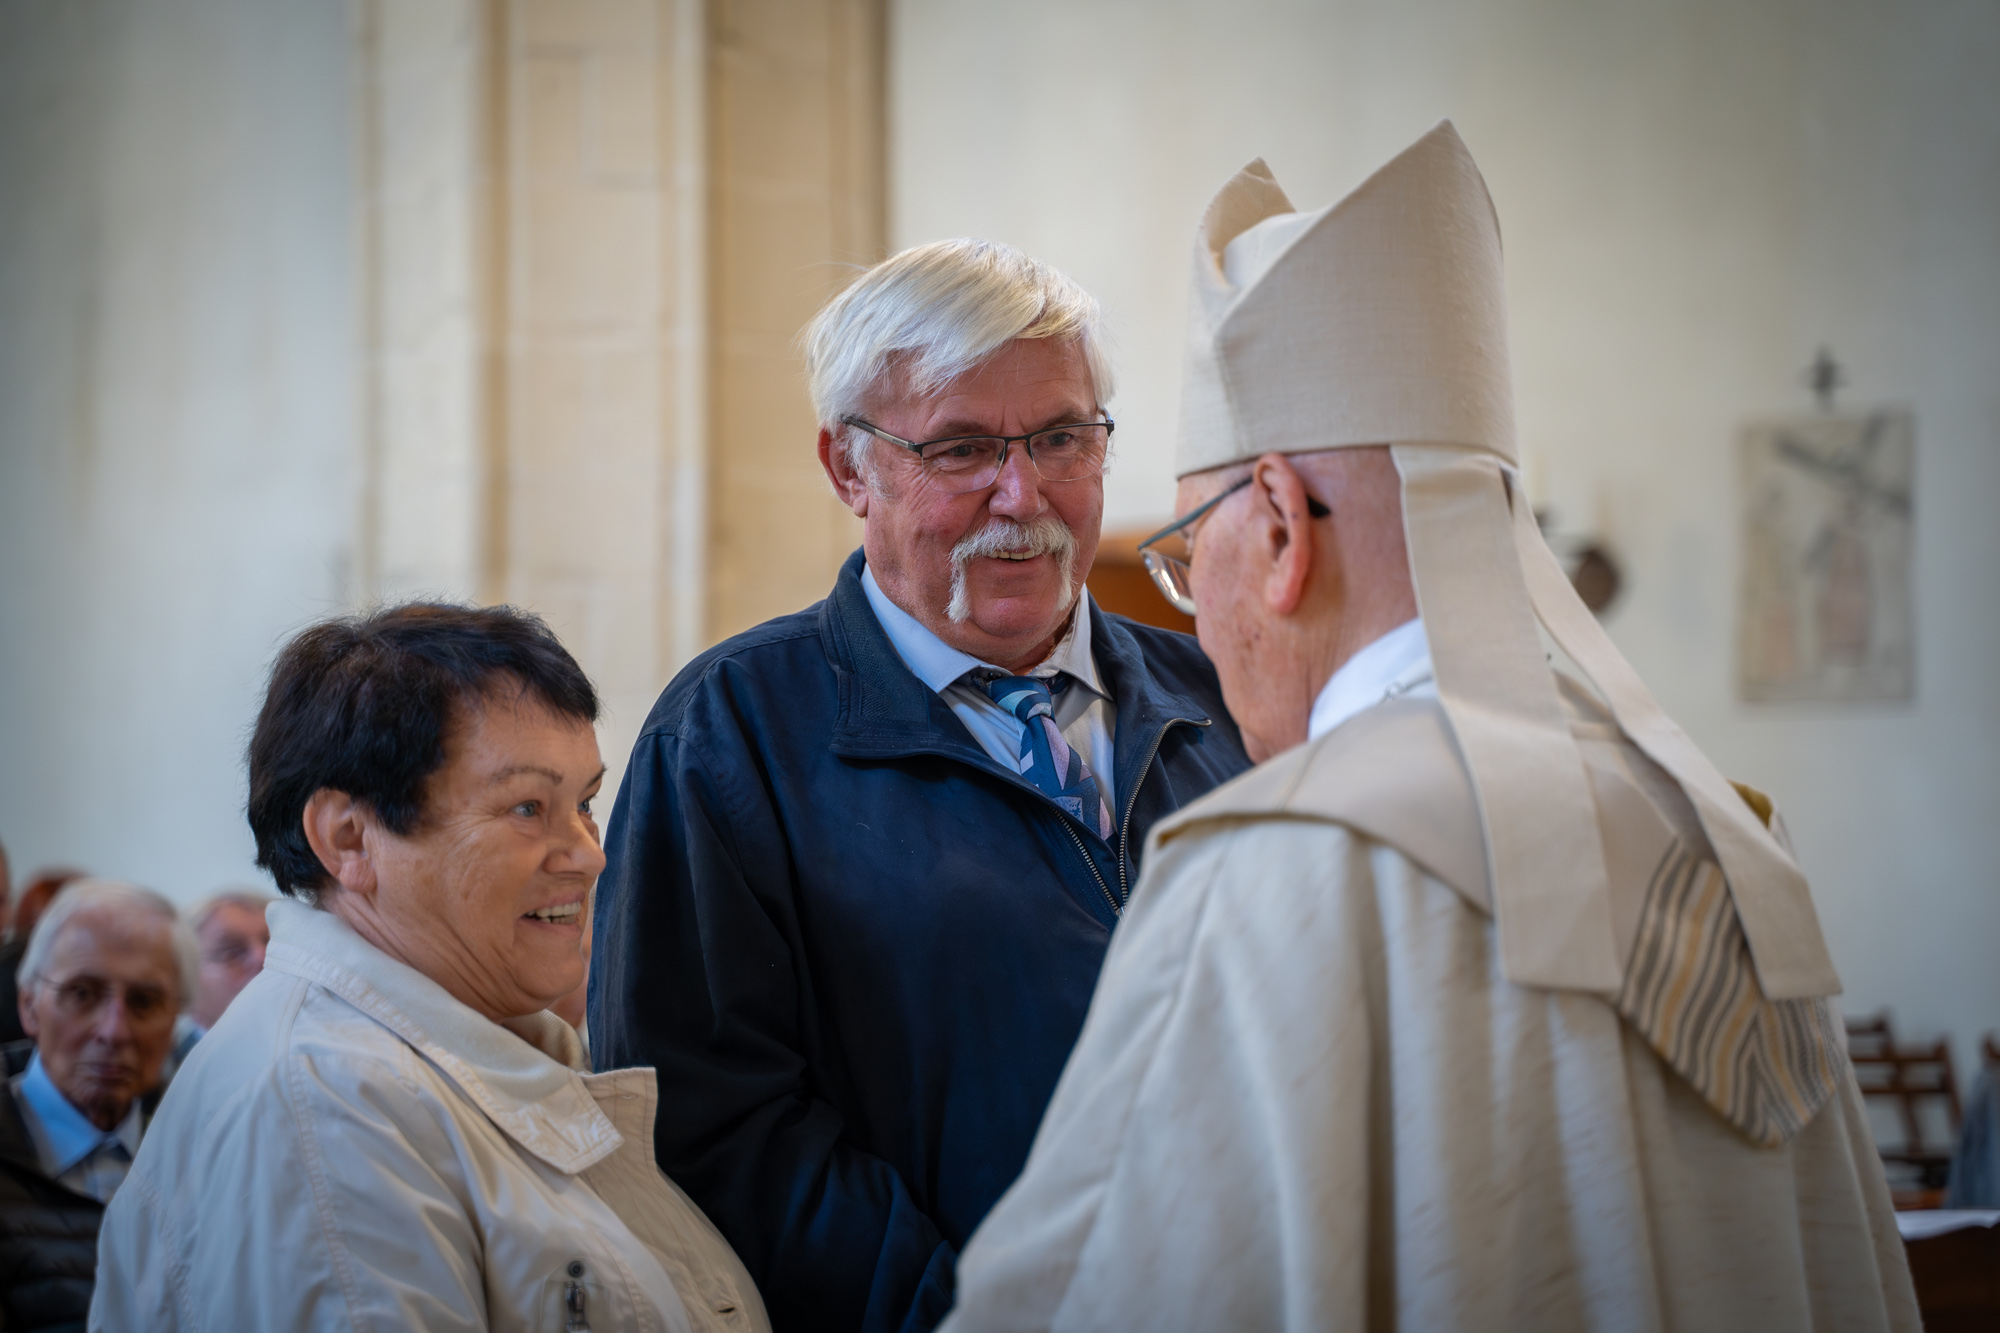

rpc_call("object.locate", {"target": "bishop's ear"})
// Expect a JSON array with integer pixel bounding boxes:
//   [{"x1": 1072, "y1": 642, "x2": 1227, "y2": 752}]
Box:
[
  {"x1": 301, "y1": 788, "x2": 380, "y2": 902},
  {"x1": 1254, "y1": 453, "x2": 1317, "y2": 616}
]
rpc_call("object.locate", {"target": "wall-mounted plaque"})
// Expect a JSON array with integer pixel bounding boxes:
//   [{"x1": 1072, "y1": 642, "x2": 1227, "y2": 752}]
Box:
[{"x1": 1738, "y1": 409, "x2": 1914, "y2": 702}]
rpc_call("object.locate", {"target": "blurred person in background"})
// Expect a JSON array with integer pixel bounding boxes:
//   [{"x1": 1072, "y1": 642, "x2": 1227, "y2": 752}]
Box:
[
  {"x1": 160, "y1": 888, "x2": 276, "y2": 1076},
  {"x1": 10, "y1": 872, "x2": 86, "y2": 946},
  {"x1": 592, "y1": 238, "x2": 1250, "y2": 1332},
  {"x1": 1946, "y1": 1057, "x2": 2000, "y2": 1207},
  {"x1": 92, "y1": 603, "x2": 767, "y2": 1332},
  {"x1": 0, "y1": 839, "x2": 10, "y2": 936},
  {"x1": 0, "y1": 879, "x2": 193, "y2": 1332},
  {"x1": 0, "y1": 870, "x2": 87, "y2": 1047},
  {"x1": 184, "y1": 889, "x2": 272, "y2": 1031}
]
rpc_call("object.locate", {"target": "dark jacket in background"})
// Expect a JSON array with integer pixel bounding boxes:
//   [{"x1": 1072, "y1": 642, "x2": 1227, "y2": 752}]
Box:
[
  {"x1": 0, "y1": 942, "x2": 28, "y2": 1047},
  {"x1": 592, "y1": 550, "x2": 1252, "y2": 1333},
  {"x1": 0, "y1": 1041, "x2": 165, "y2": 1332}
]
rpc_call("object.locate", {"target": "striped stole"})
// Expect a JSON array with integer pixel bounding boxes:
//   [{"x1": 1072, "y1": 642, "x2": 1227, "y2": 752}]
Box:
[{"x1": 1617, "y1": 841, "x2": 1845, "y2": 1147}]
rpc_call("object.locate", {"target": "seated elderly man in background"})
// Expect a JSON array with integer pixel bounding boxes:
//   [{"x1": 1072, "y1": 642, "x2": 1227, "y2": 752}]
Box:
[
  {"x1": 183, "y1": 889, "x2": 271, "y2": 1031},
  {"x1": 93, "y1": 603, "x2": 767, "y2": 1332},
  {"x1": 946, "y1": 125, "x2": 1917, "y2": 1330},
  {"x1": 593, "y1": 239, "x2": 1250, "y2": 1331},
  {"x1": 0, "y1": 879, "x2": 191, "y2": 1331},
  {"x1": 161, "y1": 888, "x2": 275, "y2": 1075}
]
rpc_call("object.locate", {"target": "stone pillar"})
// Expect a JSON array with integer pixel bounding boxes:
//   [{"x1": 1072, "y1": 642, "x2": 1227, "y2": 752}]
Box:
[
  {"x1": 357, "y1": 0, "x2": 884, "y2": 786},
  {"x1": 355, "y1": 0, "x2": 499, "y2": 604},
  {"x1": 705, "y1": 0, "x2": 883, "y2": 641},
  {"x1": 496, "y1": 0, "x2": 706, "y2": 767}
]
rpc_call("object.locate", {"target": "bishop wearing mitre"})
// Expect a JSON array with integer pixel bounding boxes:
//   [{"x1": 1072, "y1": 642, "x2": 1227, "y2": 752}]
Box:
[{"x1": 940, "y1": 123, "x2": 1919, "y2": 1332}]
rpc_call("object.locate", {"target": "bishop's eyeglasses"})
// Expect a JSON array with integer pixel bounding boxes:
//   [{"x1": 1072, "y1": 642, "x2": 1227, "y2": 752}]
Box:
[
  {"x1": 1137, "y1": 477, "x2": 1330, "y2": 617},
  {"x1": 841, "y1": 415, "x2": 1114, "y2": 494}
]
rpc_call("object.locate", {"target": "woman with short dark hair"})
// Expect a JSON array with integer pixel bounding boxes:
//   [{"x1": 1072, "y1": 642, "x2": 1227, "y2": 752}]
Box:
[{"x1": 92, "y1": 603, "x2": 768, "y2": 1332}]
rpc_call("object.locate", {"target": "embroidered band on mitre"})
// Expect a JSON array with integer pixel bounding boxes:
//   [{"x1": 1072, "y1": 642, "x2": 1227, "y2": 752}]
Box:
[{"x1": 1178, "y1": 123, "x2": 1840, "y2": 1018}]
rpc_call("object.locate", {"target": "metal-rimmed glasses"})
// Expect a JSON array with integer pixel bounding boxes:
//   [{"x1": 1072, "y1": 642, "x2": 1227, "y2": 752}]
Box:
[
  {"x1": 30, "y1": 973, "x2": 178, "y2": 1029},
  {"x1": 841, "y1": 415, "x2": 1114, "y2": 494},
  {"x1": 1136, "y1": 477, "x2": 1330, "y2": 617}
]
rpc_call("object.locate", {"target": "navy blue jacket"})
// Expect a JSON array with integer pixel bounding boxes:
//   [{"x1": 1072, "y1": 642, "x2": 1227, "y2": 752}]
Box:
[{"x1": 591, "y1": 551, "x2": 1251, "y2": 1333}]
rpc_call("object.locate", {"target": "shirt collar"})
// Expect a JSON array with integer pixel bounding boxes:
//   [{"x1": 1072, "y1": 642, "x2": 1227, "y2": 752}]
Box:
[
  {"x1": 1307, "y1": 617, "x2": 1435, "y2": 742},
  {"x1": 861, "y1": 562, "x2": 1106, "y2": 699},
  {"x1": 261, "y1": 899, "x2": 618, "y2": 1175},
  {"x1": 16, "y1": 1050, "x2": 143, "y2": 1176}
]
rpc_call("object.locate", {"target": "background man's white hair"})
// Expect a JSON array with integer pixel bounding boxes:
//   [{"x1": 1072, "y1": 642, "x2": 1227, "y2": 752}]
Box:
[
  {"x1": 19, "y1": 878, "x2": 199, "y2": 1006},
  {"x1": 802, "y1": 238, "x2": 1115, "y2": 482},
  {"x1": 187, "y1": 887, "x2": 275, "y2": 935}
]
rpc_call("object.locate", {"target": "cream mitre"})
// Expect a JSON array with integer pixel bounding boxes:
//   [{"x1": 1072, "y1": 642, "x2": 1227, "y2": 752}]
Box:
[{"x1": 1178, "y1": 121, "x2": 1839, "y2": 1000}]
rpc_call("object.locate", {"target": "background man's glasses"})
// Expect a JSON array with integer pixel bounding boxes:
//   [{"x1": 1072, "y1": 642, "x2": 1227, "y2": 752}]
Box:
[
  {"x1": 843, "y1": 416, "x2": 1114, "y2": 494},
  {"x1": 204, "y1": 943, "x2": 258, "y2": 970},
  {"x1": 33, "y1": 974, "x2": 177, "y2": 1027}
]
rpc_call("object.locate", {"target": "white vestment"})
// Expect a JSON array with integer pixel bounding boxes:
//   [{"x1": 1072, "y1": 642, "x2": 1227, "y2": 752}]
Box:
[{"x1": 942, "y1": 676, "x2": 1919, "y2": 1333}]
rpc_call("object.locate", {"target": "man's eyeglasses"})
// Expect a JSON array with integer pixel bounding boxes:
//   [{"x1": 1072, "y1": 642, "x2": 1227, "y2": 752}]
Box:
[
  {"x1": 203, "y1": 941, "x2": 259, "y2": 971},
  {"x1": 1136, "y1": 476, "x2": 1330, "y2": 618},
  {"x1": 842, "y1": 416, "x2": 1114, "y2": 494},
  {"x1": 32, "y1": 974, "x2": 178, "y2": 1027}
]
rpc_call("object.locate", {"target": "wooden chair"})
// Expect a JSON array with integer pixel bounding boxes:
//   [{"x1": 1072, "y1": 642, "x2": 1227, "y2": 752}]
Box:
[
  {"x1": 1905, "y1": 1034, "x2": 2000, "y2": 1331},
  {"x1": 1846, "y1": 1011, "x2": 1962, "y2": 1208}
]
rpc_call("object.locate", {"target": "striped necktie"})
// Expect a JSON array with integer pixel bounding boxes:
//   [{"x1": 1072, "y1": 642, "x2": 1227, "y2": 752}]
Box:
[{"x1": 983, "y1": 674, "x2": 1114, "y2": 840}]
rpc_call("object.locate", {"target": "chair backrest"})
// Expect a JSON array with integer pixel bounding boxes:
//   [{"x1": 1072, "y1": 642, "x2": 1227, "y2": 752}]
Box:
[
  {"x1": 1845, "y1": 1010, "x2": 1963, "y2": 1159},
  {"x1": 1848, "y1": 1012, "x2": 1895, "y2": 1060}
]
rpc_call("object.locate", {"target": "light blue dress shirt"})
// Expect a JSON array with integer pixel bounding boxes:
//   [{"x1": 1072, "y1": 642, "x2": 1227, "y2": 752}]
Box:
[
  {"x1": 861, "y1": 564, "x2": 1118, "y2": 815},
  {"x1": 12, "y1": 1050, "x2": 144, "y2": 1204}
]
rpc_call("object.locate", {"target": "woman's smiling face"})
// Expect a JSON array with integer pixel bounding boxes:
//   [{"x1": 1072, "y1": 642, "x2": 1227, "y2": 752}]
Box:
[{"x1": 358, "y1": 687, "x2": 606, "y2": 1021}]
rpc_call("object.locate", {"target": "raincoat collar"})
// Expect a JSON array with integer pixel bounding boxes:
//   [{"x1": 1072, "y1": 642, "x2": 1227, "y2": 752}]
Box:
[{"x1": 263, "y1": 899, "x2": 619, "y2": 1175}]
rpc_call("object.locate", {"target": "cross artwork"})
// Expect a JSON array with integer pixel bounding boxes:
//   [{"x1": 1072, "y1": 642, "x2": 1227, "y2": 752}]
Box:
[
  {"x1": 1805, "y1": 346, "x2": 1849, "y2": 413},
  {"x1": 1737, "y1": 388, "x2": 1915, "y2": 704}
]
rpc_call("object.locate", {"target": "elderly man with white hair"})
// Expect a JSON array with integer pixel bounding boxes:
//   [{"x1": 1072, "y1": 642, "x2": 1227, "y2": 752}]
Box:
[
  {"x1": 944, "y1": 125, "x2": 1917, "y2": 1331},
  {"x1": 183, "y1": 888, "x2": 272, "y2": 1031},
  {"x1": 592, "y1": 239, "x2": 1251, "y2": 1331},
  {"x1": 0, "y1": 879, "x2": 192, "y2": 1330}
]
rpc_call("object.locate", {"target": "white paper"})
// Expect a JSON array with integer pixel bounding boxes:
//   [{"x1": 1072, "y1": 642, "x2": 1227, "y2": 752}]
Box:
[{"x1": 1895, "y1": 1209, "x2": 2000, "y2": 1241}]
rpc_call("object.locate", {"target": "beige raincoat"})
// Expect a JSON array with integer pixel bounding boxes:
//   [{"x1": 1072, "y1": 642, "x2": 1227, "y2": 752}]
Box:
[{"x1": 90, "y1": 900, "x2": 769, "y2": 1333}]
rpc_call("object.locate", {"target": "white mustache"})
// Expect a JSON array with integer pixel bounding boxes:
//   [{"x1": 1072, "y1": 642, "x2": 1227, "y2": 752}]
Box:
[{"x1": 946, "y1": 515, "x2": 1078, "y2": 624}]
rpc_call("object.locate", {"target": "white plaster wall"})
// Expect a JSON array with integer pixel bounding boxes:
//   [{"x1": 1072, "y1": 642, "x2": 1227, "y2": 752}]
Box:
[
  {"x1": 0, "y1": 0, "x2": 360, "y2": 903},
  {"x1": 892, "y1": 0, "x2": 2000, "y2": 1071}
]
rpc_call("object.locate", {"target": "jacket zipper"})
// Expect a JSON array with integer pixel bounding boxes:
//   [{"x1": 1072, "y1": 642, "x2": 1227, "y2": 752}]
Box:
[
  {"x1": 1115, "y1": 717, "x2": 1208, "y2": 908},
  {"x1": 564, "y1": 1259, "x2": 591, "y2": 1330},
  {"x1": 1053, "y1": 715, "x2": 1209, "y2": 920},
  {"x1": 1058, "y1": 819, "x2": 1121, "y2": 919},
  {"x1": 873, "y1": 716, "x2": 1208, "y2": 921}
]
